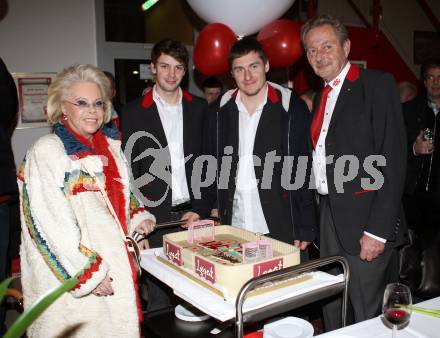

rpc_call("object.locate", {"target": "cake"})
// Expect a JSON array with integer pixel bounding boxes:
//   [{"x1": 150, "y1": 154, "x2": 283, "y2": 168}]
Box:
[{"x1": 162, "y1": 225, "x2": 300, "y2": 299}]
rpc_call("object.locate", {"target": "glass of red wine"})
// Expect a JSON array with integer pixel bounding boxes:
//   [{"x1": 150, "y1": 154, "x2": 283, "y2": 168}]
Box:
[{"x1": 382, "y1": 283, "x2": 412, "y2": 337}]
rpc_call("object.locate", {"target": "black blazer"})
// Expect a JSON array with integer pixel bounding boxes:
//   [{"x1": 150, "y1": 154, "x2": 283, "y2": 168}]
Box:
[
  {"x1": 121, "y1": 90, "x2": 206, "y2": 247},
  {"x1": 0, "y1": 58, "x2": 18, "y2": 197},
  {"x1": 194, "y1": 84, "x2": 318, "y2": 243},
  {"x1": 402, "y1": 95, "x2": 436, "y2": 195},
  {"x1": 316, "y1": 66, "x2": 407, "y2": 254}
]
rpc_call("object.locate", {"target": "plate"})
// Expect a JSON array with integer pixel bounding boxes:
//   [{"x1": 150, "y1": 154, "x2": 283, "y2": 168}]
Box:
[
  {"x1": 263, "y1": 317, "x2": 314, "y2": 338},
  {"x1": 174, "y1": 304, "x2": 211, "y2": 322}
]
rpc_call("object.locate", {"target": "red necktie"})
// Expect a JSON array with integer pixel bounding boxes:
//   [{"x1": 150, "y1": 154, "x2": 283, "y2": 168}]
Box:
[{"x1": 310, "y1": 85, "x2": 332, "y2": 149}]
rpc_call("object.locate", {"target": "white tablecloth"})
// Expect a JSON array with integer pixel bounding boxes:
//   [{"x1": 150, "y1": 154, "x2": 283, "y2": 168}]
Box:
[
  {"x1": 140, "y1": 248, "x2": 344, "y2": 322},
  {"x1": 317, "y1": 297, "x2": 440, "y2": 338}
]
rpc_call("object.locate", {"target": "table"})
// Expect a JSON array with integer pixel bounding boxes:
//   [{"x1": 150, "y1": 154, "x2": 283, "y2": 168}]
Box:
[
  {"x1": 140, "y1": 248, "x2": 345, "y2": 322},
  {"x1": 141, "y1": 249, "x2": 350, "y2": 337},
  {"x1": 317, "y1": 297, "x2": 440, "y2": 338}
]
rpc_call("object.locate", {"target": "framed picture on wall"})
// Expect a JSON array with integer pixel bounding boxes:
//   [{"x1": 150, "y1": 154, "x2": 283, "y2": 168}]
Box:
[
  {"x1": 350, "y1": 60, "x2": 367, "y2": 69},
  {"x1": 12, "y1": 72, "x2": 56, "y2": 129}
]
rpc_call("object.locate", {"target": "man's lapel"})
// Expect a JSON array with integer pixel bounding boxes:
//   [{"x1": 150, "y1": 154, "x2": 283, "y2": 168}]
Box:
[
  {"x1": 254, "y1": 85, "x2": 279, "y2": 156},
  {"x1": 225, "y1": 99, "x2": 239, "y2": 156},
  {"x1": 328, "y1": 65, "x2": 361, "y2": 133},
  {"x1": 254, "y1": 102, "x2": 277, "y2": 156},
  {"x1": 182, "y1": 98, "x2": 192, "y2": 155},
  {"x1": 141, "y1": 91, "x2": 168, "y2": 148}
]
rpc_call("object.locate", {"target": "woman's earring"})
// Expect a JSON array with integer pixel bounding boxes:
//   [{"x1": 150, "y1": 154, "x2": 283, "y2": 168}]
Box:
[{"x1": 62, "y1": 114, "x2": 68, "y2": 121}]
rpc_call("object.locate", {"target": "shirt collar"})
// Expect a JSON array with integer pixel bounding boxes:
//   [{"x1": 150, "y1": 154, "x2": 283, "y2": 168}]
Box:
[
  {"x1": 152, "y1": 85, "x2": 182, "y2": 109},
  {"x1": 326, "y1": 62, "x2": 351, "y2": 90},
  {"x1": 235, "y1": 84, "x2": 268, "y2": 115}
]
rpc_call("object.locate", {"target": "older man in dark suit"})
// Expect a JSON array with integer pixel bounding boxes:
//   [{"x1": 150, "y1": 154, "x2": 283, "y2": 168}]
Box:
[{"x1": 301, "y1": 15, "x2": 407, "y2": 330}]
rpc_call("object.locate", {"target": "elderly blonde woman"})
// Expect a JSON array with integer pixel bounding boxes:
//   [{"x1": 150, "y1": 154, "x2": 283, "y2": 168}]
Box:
[{"x1": 18, "y1": 64, "x2": 155, "y2": 338}]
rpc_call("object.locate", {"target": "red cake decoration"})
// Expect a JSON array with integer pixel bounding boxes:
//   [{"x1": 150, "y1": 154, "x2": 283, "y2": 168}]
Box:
[
  {"x1": 165, "y1": 241, "x2": 183, "y2": 266},
  {"x1": 253, "y1": 258, "x2": 284, "y2": 277},
  {"x1": 195, "y1": 256, "x2": 216, "y2": 283}
]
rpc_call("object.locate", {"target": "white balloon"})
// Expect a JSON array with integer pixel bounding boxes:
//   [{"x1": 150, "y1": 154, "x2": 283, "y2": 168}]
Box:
[{"x1": 187, "y1": 0, "x2": 296, "y2": 37}]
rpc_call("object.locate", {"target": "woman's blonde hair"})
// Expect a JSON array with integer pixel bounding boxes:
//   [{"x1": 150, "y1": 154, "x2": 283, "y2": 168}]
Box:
[{"x1": 46, "y1": 64, "x2": 112, "y2": 125}]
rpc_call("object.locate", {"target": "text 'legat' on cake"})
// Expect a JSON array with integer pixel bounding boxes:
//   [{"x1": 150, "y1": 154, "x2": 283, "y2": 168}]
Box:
[{"x1": 162, "y1": 225, "x2": 301, "y2": 299}]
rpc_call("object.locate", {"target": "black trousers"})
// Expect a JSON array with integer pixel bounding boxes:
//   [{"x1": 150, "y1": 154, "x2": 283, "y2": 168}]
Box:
[
  {"x1": 319, "y1": 196, "x2": 398, "y2": 332},
  {"x1": 402, "y1": 192, "x2": 440, "y2": 298},
  {"x1": 142, "y1": 202, "x2": 192, "y2": 317},
  {"x1": 403, "y1": 192, "x2": 440, "y2": 246}
]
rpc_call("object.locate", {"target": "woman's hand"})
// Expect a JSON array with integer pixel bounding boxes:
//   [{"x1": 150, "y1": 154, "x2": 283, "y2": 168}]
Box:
[
  {"x1": 138, "y1": 238, "x2": 150, "y2": 250},
  {"x1": 92, "y1": 275, "x2": 114, "y2": 296},
  {"x1": 135, "y1": 219, "x2": 155, "y2": 236}
]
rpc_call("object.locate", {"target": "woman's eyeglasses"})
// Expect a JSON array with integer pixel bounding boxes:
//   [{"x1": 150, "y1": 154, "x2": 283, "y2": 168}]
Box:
[{"x1": 64, "y1": 99, "x2": 105, "y2": 111}]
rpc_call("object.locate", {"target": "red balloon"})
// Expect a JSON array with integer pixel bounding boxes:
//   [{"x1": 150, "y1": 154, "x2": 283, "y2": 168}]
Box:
[
  {"x1": 193, "y1": 23, "x2": 237, "y2": 76},
  {"x1": 257, "y1": 20, "x2": 303, "y2": 68}
]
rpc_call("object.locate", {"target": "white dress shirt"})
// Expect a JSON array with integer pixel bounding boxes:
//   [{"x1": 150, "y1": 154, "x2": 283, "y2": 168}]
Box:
[
  {"x1": 313, "y1": 62, "x2": 351, "y2": 195},
  {"x1": 231, "y1": 87, "x2": 270, "y2": 234},
  {"x1": 312, "y1": 62, "x2": 386, "y2": 243},
  {"x1": 153, "y1": 87, "x2": 190, "y2": 206}
]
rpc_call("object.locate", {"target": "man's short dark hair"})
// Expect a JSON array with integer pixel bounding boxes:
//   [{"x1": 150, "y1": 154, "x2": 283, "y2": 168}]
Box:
[
  {"x1": 151, "y1": 39, "x2": 189, "y2": 71},
  {"x1": 103, "y1": 71, "x2": 115, "y2": 90},
  {"x1": 301, "y1": 14, "x2": 349, "y2": 47},
  {"x1": 421, "y1": 58, "x2": 440, "y2": 81},
  {"x1": 202, "y1": 76, "x2": 223, "y2": 90},
  {"x1": 228, "y1": 37, "x2": 268, "y2": 69}
]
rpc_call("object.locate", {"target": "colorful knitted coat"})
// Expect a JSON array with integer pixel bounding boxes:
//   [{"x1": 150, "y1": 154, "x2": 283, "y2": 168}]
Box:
[{"x1": 18, "y1": 123, "x2": 154, "y2": 338}]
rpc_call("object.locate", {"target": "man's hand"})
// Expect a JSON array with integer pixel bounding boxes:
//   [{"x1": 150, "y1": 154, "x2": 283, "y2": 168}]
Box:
[
  {"x1": 414, "y1": 130, "x2": 434, "y2": 155},
  {"x1": 359, "y1": 234, "x2": 385, "y2": 261},
  {"x1": 180, "y1": 211, "x2": 200, "y2": 228},
  {"x1": 210, "y1": 208, "x2": 219, "y2": 218},
  {"x1": 293, "y1": 240, "x2": 310, "y2": 251},
  {"x1": 135, "y1": 219, "x2": 155, "y2": 236},
  {"x1": 138, "y1": 238, "x2": 150, "y2": 250}
]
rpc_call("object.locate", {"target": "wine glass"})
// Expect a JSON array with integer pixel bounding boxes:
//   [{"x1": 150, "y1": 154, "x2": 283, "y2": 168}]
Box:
[{"x1": 382, "y1": 283, "x2": 412, "y2": 338}]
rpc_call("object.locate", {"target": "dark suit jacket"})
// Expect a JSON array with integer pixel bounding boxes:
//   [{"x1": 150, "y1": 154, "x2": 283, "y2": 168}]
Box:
[
  {"x1": 402, "y1": 95, "x2": 437, "y2": 195},
  {"x1": 0, "y1": 58, "x2": 18, "y2": 197},
  {"x1": 121, "y1": 90, "x2": 206, "y2": 247},
  {"x1": 317, "y1": 66, "x2": 407, "y2": 254},
  {"x1": 194, "y1": 84, "x2": 318, "y2": 243}
]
